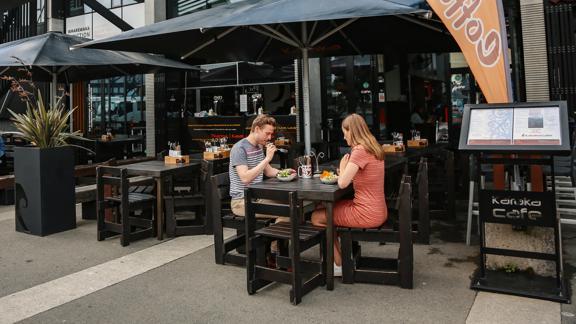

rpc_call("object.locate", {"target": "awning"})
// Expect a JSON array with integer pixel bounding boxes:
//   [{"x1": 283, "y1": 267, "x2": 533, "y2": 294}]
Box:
[
  {"x1": 76, "y1": 0, "x2": 457, "y2": 154},
  {"x1": 76, "y1": 0, "x2": 456, "y2": 62}
]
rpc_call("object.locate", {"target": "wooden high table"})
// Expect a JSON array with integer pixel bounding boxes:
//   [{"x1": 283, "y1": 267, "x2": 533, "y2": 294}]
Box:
[{"x1": 122, "y1": 160, "x2": 201, "y2": 240}]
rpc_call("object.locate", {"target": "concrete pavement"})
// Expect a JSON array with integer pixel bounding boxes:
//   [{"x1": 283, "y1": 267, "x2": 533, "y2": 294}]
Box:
[{"x1": 0, "y1": 205, "x2": 572, "y2": 323}]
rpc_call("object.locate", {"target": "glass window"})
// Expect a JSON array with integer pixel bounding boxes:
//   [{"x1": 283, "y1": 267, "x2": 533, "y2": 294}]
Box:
[
  {"x1": 450, "y1": 72, "x2": 472, "y2": 125},
  {"x1": 111, "y1": 0, "x2": 122, "y2": 8},
  {"x1": 353, "y1": 55, "x2": 374, "y2": 127},
  {"x1": 87, "y1": 75, "x2": 145, "y2": 137},
  {"x1": 125, "y1": 75, "x2": 145, "y2": 131},
  {"x1": 37, "y1": 0, "x2": 46, "y2": 23},
  {"x1": 323, "y1": 55, "x2": 377, "y2": 142},
  {"x1": 88, "y1": 80, "x2": 104, "y2": 135},
  {"x1": 108, "y1": 76, "x2": 126, "y2": 135},
  {"x1": 96, "y1": 0, "x2": 111, "y2": 8}
]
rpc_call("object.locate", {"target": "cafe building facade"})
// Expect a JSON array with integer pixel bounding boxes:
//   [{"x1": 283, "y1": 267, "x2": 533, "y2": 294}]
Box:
[{"x1": 0, "y1": 0, "x2": 558, "y2": 158}]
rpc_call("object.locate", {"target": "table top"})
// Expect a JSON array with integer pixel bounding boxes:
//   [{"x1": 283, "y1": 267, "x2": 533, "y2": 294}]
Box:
[
  {"x1": 123, "y1": 160, "x2": 200, "y2": 177},
  {"x1": 96, "y1": 136, "x2": 144, "y2": 144},
  {"x1": 249, "y1": 177, "x2": 352, "y2": 201}
]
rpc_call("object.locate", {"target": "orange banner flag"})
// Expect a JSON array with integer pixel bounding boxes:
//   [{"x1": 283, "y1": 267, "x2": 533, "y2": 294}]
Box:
[{"x1": 427, "y1": 0, "x2": 513, "y2": 103}]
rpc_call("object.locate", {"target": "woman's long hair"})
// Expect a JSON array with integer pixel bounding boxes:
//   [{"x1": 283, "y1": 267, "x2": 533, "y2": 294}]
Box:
[{"x1": 342, "y1": 114, "x2": 385, "y2": 161}]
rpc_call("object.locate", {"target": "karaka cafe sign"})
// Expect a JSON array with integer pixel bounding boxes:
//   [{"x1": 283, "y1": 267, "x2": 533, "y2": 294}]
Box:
[
  {"x1": 479, "y1": 190, "x2": 555, "y2": 227},
  {"x1": 427, "y1": 0, "x2": 512, "y2": 103}
]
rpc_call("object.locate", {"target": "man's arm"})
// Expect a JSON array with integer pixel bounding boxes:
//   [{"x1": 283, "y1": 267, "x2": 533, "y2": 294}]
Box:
[
  {"x1": 236, "y1": 160, "x2": 270, "y2": 185},
  {"x1": 235, "y1": 143, "x2": 277, "y2": 185},
  {"x1": 264, "y1": 164, "x2": 280, "y2": 178}
]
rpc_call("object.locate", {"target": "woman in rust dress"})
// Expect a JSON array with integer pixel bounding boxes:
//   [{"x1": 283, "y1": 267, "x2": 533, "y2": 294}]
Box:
[{"x1": 311, "y1": 114, "x2": 386, "y2": 275}]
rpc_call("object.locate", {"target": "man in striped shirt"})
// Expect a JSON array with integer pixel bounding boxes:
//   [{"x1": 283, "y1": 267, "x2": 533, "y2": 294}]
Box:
[{"x1": 229, "y1": 114, "x2": 280, "y2": 217}]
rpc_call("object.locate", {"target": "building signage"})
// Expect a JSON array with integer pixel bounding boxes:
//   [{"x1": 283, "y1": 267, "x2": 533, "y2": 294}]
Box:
[
  {"x1": 427, "y1": 0, "x2": 513, "y2": 103},
  {"x1": 65, "y1": 3, "x2": 144, "y2": 40},
  {"x1": 479, "y1": 190, "x2": 556, "y2": 227}
]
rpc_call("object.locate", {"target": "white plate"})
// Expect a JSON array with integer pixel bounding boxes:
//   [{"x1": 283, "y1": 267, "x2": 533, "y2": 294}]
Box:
[
  {"x1": 277, "y1": 173, "x2": 297, "y2": 182},
  {"x1": 320, "y1": 177, "x2": 338, "y2": 184}
]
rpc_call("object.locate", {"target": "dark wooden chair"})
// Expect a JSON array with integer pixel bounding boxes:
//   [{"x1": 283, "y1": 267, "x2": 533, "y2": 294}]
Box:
[
  {"x1": 163, "y1": 162, "x2": 206, "y2": 237},
  {"x1": 337, "y1": 175, "x2": 413, "y2": 288},
  {"x1": 245, "y1": 187, "x2": 326, "y2": 305},
  {"x1": 413, "y1": 157, "x2": 430, "y2": 244},
  {"x1": 200, "y1": 159, "x2": 229, "y2": 235},
  {"x1": 211, "y1": 172, "x2": 273, "y2": 266},
  {"x1": 96, "y1": 166, "x2": 156, "y2": 247}
]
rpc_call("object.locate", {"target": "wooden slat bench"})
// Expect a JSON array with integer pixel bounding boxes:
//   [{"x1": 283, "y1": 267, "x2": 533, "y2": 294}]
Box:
[
  {"x1": 77, "y1": 175, "x2": 154, "y2": 220},
  {"x1": 1, "y1": 156, "x2": 156, "y2": 218}
]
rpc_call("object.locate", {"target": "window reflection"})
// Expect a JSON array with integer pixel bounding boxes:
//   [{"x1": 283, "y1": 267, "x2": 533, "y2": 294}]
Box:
[
  {"x1": 324, "y1": 55, "x2": 375, "y2": 142},
  {"x1": 88, "y1": 75, "x2": 145, "y2": 137}
]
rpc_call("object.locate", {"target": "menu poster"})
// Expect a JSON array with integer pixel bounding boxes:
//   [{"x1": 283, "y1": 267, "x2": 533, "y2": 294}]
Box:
[
  {"x1": 467, "y1": 108, "x2": 513, "y2": 145},
  {"x1": 512, "y1": 107, "x2": 561, "y2": 145},
  {"x1": 240, "y1": 94, "x2": 248, "y2": 112}
]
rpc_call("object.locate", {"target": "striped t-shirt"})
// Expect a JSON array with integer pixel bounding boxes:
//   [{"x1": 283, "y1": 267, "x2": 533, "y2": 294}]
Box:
[{"x1": 229, "y1": 138, "x2": 265, "y2": 199}]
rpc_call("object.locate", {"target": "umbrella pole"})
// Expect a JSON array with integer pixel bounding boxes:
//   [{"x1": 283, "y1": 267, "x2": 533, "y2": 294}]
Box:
[
  {"x1": 301, "y1": 24, "x2": 311, "y2": 155},
  {"x1": 51, "y1": 73, "x2": 57, "y2": 108}
]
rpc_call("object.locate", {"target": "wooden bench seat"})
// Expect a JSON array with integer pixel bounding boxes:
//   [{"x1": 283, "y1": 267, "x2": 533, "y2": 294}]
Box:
[
  {"x1": 337, "y1": 175, "x2": 413, "y2": 288},
  {"x1": 75, "y1": 175, "x2": 154, "y2": 220}
]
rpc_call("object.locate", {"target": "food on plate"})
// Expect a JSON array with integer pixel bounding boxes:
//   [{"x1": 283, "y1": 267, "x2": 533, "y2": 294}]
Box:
[
  {"x1": 320, "y1": 170, "x2": 338, "y2": 182},
  {"x1": 277, "y1": 169, "x2": 296, "y2": 178}
]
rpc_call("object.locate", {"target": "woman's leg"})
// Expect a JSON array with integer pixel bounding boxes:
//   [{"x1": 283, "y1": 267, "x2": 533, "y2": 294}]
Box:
[{"x1": 311, "y1": 209, "x2": 342, "y2": 266}]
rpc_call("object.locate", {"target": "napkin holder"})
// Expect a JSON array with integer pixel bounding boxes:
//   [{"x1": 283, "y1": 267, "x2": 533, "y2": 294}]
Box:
[
  {"x1": 382, "y1": 144, "x2": 405, "y2": 153},
  {"x1": 165, "y1": 155, "x2": 190, "y2": 164},
  {"x1": 407, "y1": 139, "x2": 428, "y2": 148},
  {"x1": 203, "y1": 150, "x2": 231, "y2": 160}
]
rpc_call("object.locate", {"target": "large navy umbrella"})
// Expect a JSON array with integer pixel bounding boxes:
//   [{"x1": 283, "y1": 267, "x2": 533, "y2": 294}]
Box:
[
  {"x1": 0, "y1": 31, "x2": 196, "y2": 107},
  {"x1": 77, "y1": 0, "x2": 456, "y2": 153}
]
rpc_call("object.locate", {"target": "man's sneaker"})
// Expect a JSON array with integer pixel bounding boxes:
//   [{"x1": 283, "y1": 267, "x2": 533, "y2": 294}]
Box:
[{"x1": 333, "y1": 263, "x2": 342, "y2": 277}]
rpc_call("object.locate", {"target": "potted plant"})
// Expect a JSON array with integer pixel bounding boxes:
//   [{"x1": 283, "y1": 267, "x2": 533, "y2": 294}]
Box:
[{"x1": 3, "y1": 64, "x2": 78, "y2": 236}]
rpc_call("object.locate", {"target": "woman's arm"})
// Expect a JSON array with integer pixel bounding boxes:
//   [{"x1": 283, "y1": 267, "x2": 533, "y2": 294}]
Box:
[{"x1": 338, "y1": 157, "x2": 359, "y2": 189}]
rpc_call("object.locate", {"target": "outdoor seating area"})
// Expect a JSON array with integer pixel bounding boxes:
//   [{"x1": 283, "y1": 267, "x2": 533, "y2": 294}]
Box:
[{"x1": 3, "y1": 0, "x2": 576, "y2": 322}]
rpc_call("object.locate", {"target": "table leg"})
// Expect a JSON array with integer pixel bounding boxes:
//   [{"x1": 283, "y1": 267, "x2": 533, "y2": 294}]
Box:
[
  {"x1": 156, "y1": 177, "x2": 164, "y2": 240},
  {"x1": 325, "y1": 201, "x2": 334, "y2": 291}
]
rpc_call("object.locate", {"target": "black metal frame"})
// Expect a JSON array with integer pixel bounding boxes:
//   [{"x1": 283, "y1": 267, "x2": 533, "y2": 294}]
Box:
[
  {"x1": 458, "y1": 102, "x2": 571, "y2": 154},
  {"x1": 470, "y1": 154, "x2": 570, "y2": 303}
]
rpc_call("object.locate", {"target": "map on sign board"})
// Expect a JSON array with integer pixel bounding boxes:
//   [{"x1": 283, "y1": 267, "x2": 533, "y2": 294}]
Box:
[
  {"x1": 467, "y1": 107, "x2": 562, "y2": 146},
  {"x1": 467, "y1": 108, "x2": 513, "y2": 145}
]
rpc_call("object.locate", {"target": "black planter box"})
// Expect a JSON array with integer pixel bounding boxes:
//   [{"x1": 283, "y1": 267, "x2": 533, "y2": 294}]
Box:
[{"x1": 14, "y1": 146, "x2": 76, "y2": 236}]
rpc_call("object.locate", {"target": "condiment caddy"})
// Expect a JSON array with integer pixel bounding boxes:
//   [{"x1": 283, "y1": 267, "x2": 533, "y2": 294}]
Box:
[
  {"x1": 203, "y1": 137, "x2": 231, "y2": 160},
  {"x1": 165, "y1": 141, "x2": 190, "y2": 164}
]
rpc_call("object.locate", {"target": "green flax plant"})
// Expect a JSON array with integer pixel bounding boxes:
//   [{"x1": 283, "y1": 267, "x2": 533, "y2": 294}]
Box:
[{"x1": 1, "y1": 58, "x2": 80, "y2": 148}]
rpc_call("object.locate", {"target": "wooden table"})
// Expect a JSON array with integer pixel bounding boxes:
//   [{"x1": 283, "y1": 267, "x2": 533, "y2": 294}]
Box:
[
  {"x1": 249, "y1": 178, "x2": 353, "y2": 290},
  {"x1": 254, "y1": 153, "x2": 420, "y2": 290},
  {"x1": 123, "y1": 160, "x2": 201, "y2": 240}
]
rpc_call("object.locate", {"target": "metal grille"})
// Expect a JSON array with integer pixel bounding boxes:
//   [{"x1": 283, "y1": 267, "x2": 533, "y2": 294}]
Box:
[
  {"x1": 545, "y1": 1, "x2": 576, "y2": 114},
  {"x1": 0, "y1": 0, "x2": 44, "y2": 44},
  {"x1": 521, "y1": 0, "x2": 550, "y2": 103}
]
